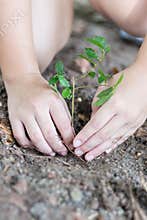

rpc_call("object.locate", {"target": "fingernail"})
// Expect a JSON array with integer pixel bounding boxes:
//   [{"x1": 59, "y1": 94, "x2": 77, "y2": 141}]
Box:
[
  {"x1": 60, "y1": 151, "x2": 67, "y2": 156},
  {"x1": 105, "y1": 148, "x2": 112, "y2": 154},
  {"x1": 74, "y1": 140, "x2": 82, "y2": 148},
  {"x1": 75, "y1": 149, "x2": 83, "y2": 156},
  {"x1": 85, "y1": 154, "x2": 94, "y2": 161},
  {"x1": 50, "y1": 152, "x2": 56, "y2": 156}
]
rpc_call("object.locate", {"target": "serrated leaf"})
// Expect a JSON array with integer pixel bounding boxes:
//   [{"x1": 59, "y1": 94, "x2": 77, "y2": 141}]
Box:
[
  {"x1": 49, "y1": 75, "x2": 58, "y2": 85},
  {"x1": 95, "y1": 74, "x2": 124, "y2": 107},
  {"x1": 58, "y1": 75, "x2": 70, "y2": 88},
  {"x1": 79, "y1": 54, "x2": 96, "y2": 67},
  {"x1": 86, "y1": 36, "x2": 110, "y2": 53},
  {"x1": 98, "y1": 69, "x2": 111, "y2": 84},
  {"x1": 88, "y1": 71, "x2": 96, "y2": 78},
  {"x1": 105, "y1": 46, "x2": 111, "y2": 53},
  {"x1": 98, "y1": 69, "x2": 107, "y2": 83},
  {"x1": 85, "y1": 48, "x2": 98, "y2": 59},
  {"x1": 62, "y1": 87, "x2": 72, "y2": 99},
  {"x1": 55, "y1": 61, "x2": 64, "y2": 75},
  {"x1": 95, "y1": 92, "x2": 113, "y2": 107}
]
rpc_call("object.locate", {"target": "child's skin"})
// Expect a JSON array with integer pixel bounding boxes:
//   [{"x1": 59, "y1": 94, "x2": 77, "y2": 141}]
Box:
[{"x1": 0, "y1": 0, "x2": 147, "y2": 161}]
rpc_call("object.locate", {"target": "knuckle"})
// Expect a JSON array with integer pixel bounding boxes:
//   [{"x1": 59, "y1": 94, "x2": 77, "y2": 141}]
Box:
[
  {"x1": 44, "y1": 132, "x2": 64, "y2": 149},
  {"x1": 45, "y1": 132, "x2": 59, "y2": 145},
  {"x1": 14, "y1": 133, "x2": 23, "y2": 143},
  {"x1": 55, "y1": 145, "x2": 66, "y2": 153},
  {"x1": 62, "y1": 123, "x2": 71, "y2": 131},
  {"x1": 43, "y1": 129, "x2": 53, "y2": 140},
  {"x1": 98, "y1": 131, "x2": 108, "y2": 142},
  {"x1": 112, "y1": 96, "x2": 125, "y2": 112},
  {"x1": 112, "y1": 97, "x2": 137, "y2": 122},
  {"x1": 50, "y1": 93, "x2": 60, "y2": 103},
  {"x1": 120, "y1": 108, "x2": 138, "y2": 123},
  {"x1": 124, "y1": 111, "x2": 137, "y2": 123},
  {"x1": 30, "y1": 132, "x2": 41, "y2": 144},
  {"x1": 91, "y1": 121, "x2": 98, "y2": 130}
]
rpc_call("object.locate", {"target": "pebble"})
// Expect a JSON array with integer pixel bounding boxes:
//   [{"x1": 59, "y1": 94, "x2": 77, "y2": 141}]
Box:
[
  {"x1": 13, "y1": 178, "x2": 28, "y2": 194},
  {"x1": 91, "y1": 198, "x2": 99, "y2": 210},
  {"x1": 0, "y1": 161, "x2": 4, "y2": 171},
  {"x1": 70, "y1": 188, "x2": 83, "y2": 202},
  {"x1": 30, "y1": 202, "x2": 48, "y2": 220}
]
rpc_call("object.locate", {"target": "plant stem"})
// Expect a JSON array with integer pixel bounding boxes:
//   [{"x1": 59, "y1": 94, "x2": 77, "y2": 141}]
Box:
[
  {"x1": 76, "y1": 72, "x2": 89, "y2": 81},
  {"x1": 75, "y1": 85, "x2": 97, "y2": 90},
  {"x1": 71, "y1": 76, "x2": 75, "y2": 127},
  {"x1": 75, "y1": 84, "x2": 109, "y2": 91}
]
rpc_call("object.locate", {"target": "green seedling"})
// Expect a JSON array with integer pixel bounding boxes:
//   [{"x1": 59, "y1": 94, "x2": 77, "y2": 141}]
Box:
[{"x1": 49, "y1": 36, "x2": 124, "y2": 126}]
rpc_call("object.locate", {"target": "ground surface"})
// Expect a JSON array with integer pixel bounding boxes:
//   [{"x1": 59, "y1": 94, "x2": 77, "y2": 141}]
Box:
[{"x1": 0, "y1": 2, "x2": 147, "y2": 220}]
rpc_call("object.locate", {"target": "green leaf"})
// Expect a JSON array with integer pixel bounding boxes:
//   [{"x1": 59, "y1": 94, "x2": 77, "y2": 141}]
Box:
[
  {"x1": 95, "y1": 74, "x2": 124, "y2": 107},
  {"x1": 98, "y1": 69, "x2": 107, "y2": 84},
  {"x1": 58, "y1": 75, "x2": 70, "y2": 88},
  {"x1": 49, "y1": 75, "x2": 58, "y2": 85},
  {"x1": 55, "y1": 61, "x2": 64, "y2": 75},
  {"x1": 113, "y1": 74, "x2": 124, "y2": 90},
  {"x1": 97, "y1": 87, "x2": 114, "y2": 98},
  {"x1": 95, "y1": 92, "x2": 113, "y2": 107},
  {"x1": 79, "y1": 54, "x2": 96, "y2": 67},
  {"x1": 62, "y1": 87, "x2": 72, "y2": 99},
  {"x1": 86, "y1": 36, "x2": 110, "y2": 54},
  {"x1": 88, "y1": 71, "x2": 96, "y2": 78},
  {"x1": 85, "y1": 48, "x2": 98, "y2": 59},
  {"x1": 98, "y1": 69, "x2": 111, "y2": 84},
  {"x1": 105, "y1": 46, "x2": 111, "y2": 53}
]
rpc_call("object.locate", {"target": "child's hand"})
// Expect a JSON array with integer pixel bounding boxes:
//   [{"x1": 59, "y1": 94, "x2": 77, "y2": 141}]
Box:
[
  {"x1": 73, "y1": 64, "x2": 147, "y2": 161},
  {"x1": 5, "y1": 74, "x2": 74, "y2": 156}
]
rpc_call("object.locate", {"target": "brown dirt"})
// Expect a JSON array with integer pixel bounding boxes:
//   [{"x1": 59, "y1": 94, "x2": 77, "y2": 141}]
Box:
[{"x1": 0, "y1": 2, "x2": 146, "y2": 220}]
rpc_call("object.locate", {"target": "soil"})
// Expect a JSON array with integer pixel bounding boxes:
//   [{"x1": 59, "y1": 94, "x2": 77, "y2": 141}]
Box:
[{"x1": 0, "y1": 2, "x2": 147, "y2": 220}]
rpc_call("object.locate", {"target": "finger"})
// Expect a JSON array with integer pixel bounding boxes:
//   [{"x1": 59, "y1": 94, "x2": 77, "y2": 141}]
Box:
[
  {"x1": 74, "y1": 115, "x2": 125, "y2": 156},
  {"x1": 73, "y1": 103, "x2": 115, "y2": 148},
  {"x1": 10, "y1": 119, "x2": 32, "y2": 148},
  {"x1": 106, "y1": 115, "x2": 146, "y2": 153},
  {"x1": 35, "y1": 111, "x2": 68, "y2": 156},
  {"x1": 60, "y1": 96, "x2": 75, "y2": 136},
  {"x1": 24, "y1": 117, "x2": 55, "y2": 156},
  {"x1": 85, "y1": 140, "x2": 111, "y2": 161},
  {"x1": 58, "y1": 93, "x2": 72, "y2": 122},
  {"x1": 85, "y1": 115, "x2": 146, "y2": 161},
  {"x1": 50, "y1": 100, "x2": 74, "y2": 146}
]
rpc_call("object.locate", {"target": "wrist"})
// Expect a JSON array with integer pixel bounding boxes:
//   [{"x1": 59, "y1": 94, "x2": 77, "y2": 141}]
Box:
[{"x1": 3, "y1": 70, "x2": 41, "y2": 88}]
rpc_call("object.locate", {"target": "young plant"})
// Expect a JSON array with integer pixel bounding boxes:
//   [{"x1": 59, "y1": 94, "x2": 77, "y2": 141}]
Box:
[{"x1": 49, "y1": 36, "x2": 124, "y2": 126}]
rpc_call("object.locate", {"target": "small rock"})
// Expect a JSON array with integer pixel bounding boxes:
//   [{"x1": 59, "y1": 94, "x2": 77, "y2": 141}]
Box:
[
  {"x1": 30, "y1": 202, "x2": 48, "y2": 220},
  {"x1": 0, "y1": 161, "x2": 4, "y2": 171},
  {"x1": 91, "y1": 198, "x2": 99, "y2": 210},
  {"x1": 77, "y1": 97, "x2": 82, "y2": 102},
  {"x1": 13, "y1": 178, "x2": 28, "y2": 194},
  {"x1": 70, "y1": 188, "x2": 83, "y2": 203},
  {"x1": 75, "y1": 58, "x2": 91, "y2": 73},
  {"x1": 88, "y1": 211, "x2": 99, "y2": 220},
  {"x1": 48, "y1": 171, "x2": 56, "y2": 179}
]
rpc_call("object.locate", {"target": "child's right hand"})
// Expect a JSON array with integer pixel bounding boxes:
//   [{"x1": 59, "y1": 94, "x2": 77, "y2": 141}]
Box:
[{"x1": 5, "y1": 74, "x2": 74, "y2": 156}]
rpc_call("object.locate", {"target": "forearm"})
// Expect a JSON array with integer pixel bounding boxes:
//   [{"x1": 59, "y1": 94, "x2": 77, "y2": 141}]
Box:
[{"x1": 0, "y1": 0, "x2": 39, "y2": 82}]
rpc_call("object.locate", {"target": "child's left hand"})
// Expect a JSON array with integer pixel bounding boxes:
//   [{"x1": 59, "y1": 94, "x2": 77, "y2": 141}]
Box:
[{"x1": 73, "y1": 63, "x2": 147, "y2": 161}]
